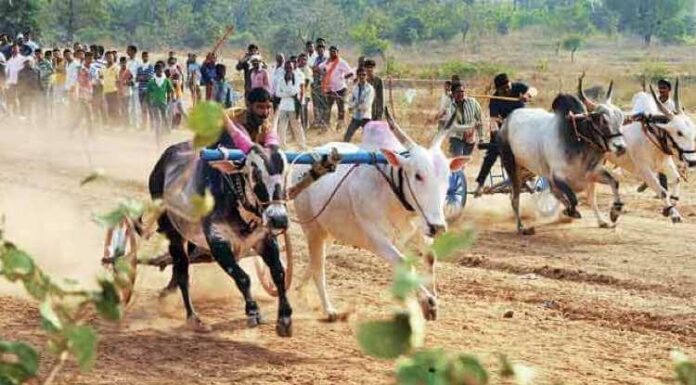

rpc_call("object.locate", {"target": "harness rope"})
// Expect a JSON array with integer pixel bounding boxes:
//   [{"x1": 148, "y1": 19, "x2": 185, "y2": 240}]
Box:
[{"x1": 291, "y1": 163, "x2": 360, "y2": 225}]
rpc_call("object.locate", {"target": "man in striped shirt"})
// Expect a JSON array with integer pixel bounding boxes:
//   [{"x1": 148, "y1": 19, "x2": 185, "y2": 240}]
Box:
[{"x1": 445, "y1": 82, "x2": 482, "y2": 157}]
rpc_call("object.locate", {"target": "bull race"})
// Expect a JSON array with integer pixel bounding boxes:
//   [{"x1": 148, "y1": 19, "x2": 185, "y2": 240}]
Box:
[{"x1": 1, "y1": 1, "x2": 696, "y2": 384}]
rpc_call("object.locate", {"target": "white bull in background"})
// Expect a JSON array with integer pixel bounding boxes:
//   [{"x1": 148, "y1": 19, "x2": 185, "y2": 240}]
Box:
[
  {"x1": 606, "y1": 79, "x2": 696, "y2": 223},
  {"x1": 292, "y1": 109, "x2": 467, "y2": 321}
]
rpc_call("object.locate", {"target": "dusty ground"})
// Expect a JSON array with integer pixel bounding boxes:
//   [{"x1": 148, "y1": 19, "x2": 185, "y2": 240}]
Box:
[{"x1": 1, "y1": 107, "x2": 694, "y2": 385}]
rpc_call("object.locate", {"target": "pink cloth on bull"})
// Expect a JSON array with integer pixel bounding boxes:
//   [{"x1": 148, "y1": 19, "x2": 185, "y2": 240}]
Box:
[
  {"x1": 224, "y1": 118, "x2": 279, "y2": 154},
  {"x1": 359, "y1": 120, "x2": 406, "y2": 152}
]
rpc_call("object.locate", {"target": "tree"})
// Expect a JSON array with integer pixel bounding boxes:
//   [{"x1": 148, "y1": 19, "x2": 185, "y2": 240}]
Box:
[
  {"x1": 0, "y1": 0, "x2": 41, "y2": 38},
  {"x1": 605, "y1": 0, "x2": 692, "y2": 45},
  {"x1": 562, "y1": 35, "x2": 583, "y2": 62}
]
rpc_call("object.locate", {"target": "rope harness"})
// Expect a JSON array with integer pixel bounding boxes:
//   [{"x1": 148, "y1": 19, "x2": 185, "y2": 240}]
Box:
[{"x1": 567, "y1": 113, "x2": 623, "y2": 153}]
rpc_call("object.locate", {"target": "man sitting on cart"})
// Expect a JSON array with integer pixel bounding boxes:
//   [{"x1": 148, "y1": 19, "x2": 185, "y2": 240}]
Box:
[{"x1": 473, "y1": 73, "x2": 536, "y2": 197}]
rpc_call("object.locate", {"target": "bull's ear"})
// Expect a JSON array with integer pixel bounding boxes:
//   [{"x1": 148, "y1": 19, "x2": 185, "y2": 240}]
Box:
[
  {"x1": 449, "y1": 156, "x2": 470, "y2": 172},
  {"x1": 380, "y1": 148, "x2": 404, "y2": 167}
]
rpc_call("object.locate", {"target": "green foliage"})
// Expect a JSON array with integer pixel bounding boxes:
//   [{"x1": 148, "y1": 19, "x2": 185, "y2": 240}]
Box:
[
  {"x1": 93, "y1": 199, "x2": 145, "y2": 229},
  {"x1": 432, "y1": 229, "x2": 475, "y2": 261},
  {"x1": 641, "y1": 61, "x2": 670, "y2": 82},
  {"x1": 188, "y1": 101, "x2": 224, "y2": 150},
  {"x1": 672, "y1": 351, "x2": 696, "y2": 385},
  {"x1": 392, "y1": 265, "x2": 426, "y2": 301},
  {"x1": 562, "y1": 35, "x2": 583, "y2": 62},
  {"x1": 437, "y1": 62, "x2": 513, "y2": 81},
  {"x1": 350, "y1": 23, "x2": 390, "y2": 57},
  {"x1": 357, "y1": 313, "x2": 413, "y2": 359},
  {"x1": 0, "y1": 218, "x2": 133, "y2": 383}
]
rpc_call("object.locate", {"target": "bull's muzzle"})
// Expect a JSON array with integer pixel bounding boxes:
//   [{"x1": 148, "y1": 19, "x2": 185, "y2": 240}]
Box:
[
  {"x1": 263, "y1": 203, "x2": 289, "y2": 230},
  {"x1": 428, "y1": 224, "x2": 447, "y2": 238}
]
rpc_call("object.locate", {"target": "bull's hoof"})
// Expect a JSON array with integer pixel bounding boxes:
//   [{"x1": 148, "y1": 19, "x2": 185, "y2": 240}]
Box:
[
  {"x1": 519, "y1": 227, "x2": 536, "y2": 236},
  {"x1": 662, "y1": 206, "x2": 673, "y2": 217},
  {"x1": 598, "y1": 221, "x2": 610, "y2": 229},
  {"x1": 276, "y1": 317, "x2": 293, "y2": 337},
  {"x1": 671, "y1": 213, "x2": 683, "y2": 224},
  {"x1": 187, "y1": 316, "x2": 212, "y2": 333},
  {"x1": 247, "y1": 310, "x2": 263, "y2": 328},
  {"x1": 327, "y1": 310, "x2": 339, "y2": 323},
  {"x1": 564, "y1": 208, "x2": 582, "y2": 219}
]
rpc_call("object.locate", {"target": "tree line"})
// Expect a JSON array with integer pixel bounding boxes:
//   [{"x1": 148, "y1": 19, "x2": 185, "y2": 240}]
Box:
[{"x1": 0, "y1": 0, "x2": 694, "y2": 54}]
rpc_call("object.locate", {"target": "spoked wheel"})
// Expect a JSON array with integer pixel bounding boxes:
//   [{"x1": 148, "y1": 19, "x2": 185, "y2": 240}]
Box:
[
  {"x1": 254, "y1": 232, "x2": 294, "y2": 297},
  {"x1": 101, "y1": 219, "x2": 139, "y2": 306},
  {"x1": 532, "y1": 177, "x2": 561, "y2": 218},
  {"x1": 445, "y1": 170, "x2": 467, "y2": 220}
]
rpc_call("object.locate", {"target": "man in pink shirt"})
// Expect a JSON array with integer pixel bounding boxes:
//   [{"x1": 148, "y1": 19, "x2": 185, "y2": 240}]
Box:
[{"x1": 318, "y1": 45, "x2": 354, "y2": 131}]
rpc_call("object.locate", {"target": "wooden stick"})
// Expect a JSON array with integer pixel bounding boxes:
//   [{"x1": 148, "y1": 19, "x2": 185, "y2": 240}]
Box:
[
  {"x1": 469, "y1": 94, "x2": 523, "y2": 102},
  {"x1": 388, "y1": 75, "x2": 396, "y2": 118},
  {"x1": 211, "y1": 25, "x2": 235, "y2": 55}
]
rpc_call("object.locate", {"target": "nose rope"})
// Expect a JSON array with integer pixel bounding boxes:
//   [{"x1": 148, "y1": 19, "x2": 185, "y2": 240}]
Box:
[{"x1": 402, "y1": 169, "x2": 441, "y2": 232}]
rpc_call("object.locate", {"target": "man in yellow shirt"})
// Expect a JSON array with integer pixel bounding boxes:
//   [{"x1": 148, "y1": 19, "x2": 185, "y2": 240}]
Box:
[{"x1": 102, "y1": 52, "x2": 120, "y2": 125}]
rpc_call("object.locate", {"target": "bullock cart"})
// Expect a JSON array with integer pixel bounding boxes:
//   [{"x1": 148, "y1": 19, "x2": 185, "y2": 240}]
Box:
[{"x1": 101, "y1": 148, "x2": 468, "y2": 303}]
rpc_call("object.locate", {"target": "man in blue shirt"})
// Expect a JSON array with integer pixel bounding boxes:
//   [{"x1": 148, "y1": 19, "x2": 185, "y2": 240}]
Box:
[{"x1": 136, "y1": 51, "x2": 154, "y2": 128}]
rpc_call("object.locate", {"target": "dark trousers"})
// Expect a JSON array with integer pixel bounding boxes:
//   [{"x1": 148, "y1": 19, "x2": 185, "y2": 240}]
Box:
[
  {"x1": 343, "y1": 118, "x2": 371, "y2": 142},
  {"x1": 476, "y1": 131, "x2": 500, "y2": 185},
  {"x1": 325, "y1": 88, "x2": 347, "y2": 126},
  {"x1": 104, "y1": 92, "x2": 120, "y2": 123},
  {"x1": 311, "y1": 87, "x2": 327, "y2": 126}
]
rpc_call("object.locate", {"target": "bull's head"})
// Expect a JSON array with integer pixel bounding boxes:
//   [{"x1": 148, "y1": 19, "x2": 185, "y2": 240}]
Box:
[
  {"x1": 245, "y1": 145, "x2": 290, "y2": 230},
  {"x1": 649, "y1": 79, "x2": 696, "y2": 167},
  {"x1": 384, "y1": 108, "x2": 468, "y2": 238},
  {"x1": 578, "y1": 73, "x2": 627, "y2": 155}
]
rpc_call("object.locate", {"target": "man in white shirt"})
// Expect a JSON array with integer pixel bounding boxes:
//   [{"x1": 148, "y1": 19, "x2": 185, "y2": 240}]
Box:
[
  {"x1": 65, "y1": 49, "x2": 83, "y2": 96},
  {"x1": 275, "y1": 60, "x2": 306, "y2": 149},
  {"x1": 343, "y1": 67, "x2": 374, "y2": 142},
  {"x1": 270, "y1": 53, "x2": 285, "y2": 112},
  {"x1": 318, "y1": 45, "x2": 354, "y2": 131},
  {"x1": 125, "y1": 45, "x2": 141, "y2": 128},
  {"x1": 4, "y1": 44, "x2": 29, "y2": 114}
]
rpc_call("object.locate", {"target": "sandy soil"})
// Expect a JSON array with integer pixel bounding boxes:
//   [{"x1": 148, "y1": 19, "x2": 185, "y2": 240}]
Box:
[{"x1": 1, "y1": 119, "x2": 694, "y2": 385}]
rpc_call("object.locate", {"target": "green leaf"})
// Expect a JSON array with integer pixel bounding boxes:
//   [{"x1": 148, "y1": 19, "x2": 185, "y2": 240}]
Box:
[
  {"x1": 451, "y1": 354, "x2": 488, "y2": 385},
  {"x1": 676, "y1": 361, "x2": 696, "y2": 385},
  {"x1": 93, "y1": 210, "x2": 126, "y2": 229},
  {"x1": 39, "y1": 301, "x2": 63, "y2": 332},
  {"x1": 0, "y1": 246, "x2": 35, "y2": 278},
  {"x1": 357, "y1": 313, "x2": 412, "y2": 359},
  {"x1": 79, "y1": 168, "x2": 105, "y2": 186},
  {"x1": 93, "y1": 278, "x2": 122, "y2": 321},
  {"x1": 190, "y1": 189, "x2": 215, "y2": 220},
  {"x1": 188, "y1": 101, "x2": 224, "y2": 149},
  {"x1": 392, "y1": 265, "x2": 425, "y2": 301},
  {"x1": 0, "y1": 340, "x2": 39, "y2": 384},
  {"x1": 113, "y1": 257, "x2": 134, "y2": 289},
  {"x1": 66, "y1": 326, "x2": 97, "y2": 371},
  {"x1": 93, "y1": 199, "x2": 145, "y2": 229},
  {"x1": 431, "y1": 228, "x2": 475, "y2": 261},
  {"x1": 395, "y1": 348, "x2": 451, "y2": 385},
  {"x1": 23, "y1": 270, "x2": 55, "y2": 301}
]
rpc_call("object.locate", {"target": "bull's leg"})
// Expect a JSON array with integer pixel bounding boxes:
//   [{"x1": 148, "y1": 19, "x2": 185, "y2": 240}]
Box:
[
  {"x1": 596, "y1": 168, "x2": 623, "y2": 224},
  {"x1": 663, "y1": 158, "x2": 682, "y2": 223},
  {"x1": 586, "y1": 182, "x2": 609, "y2": 228},
  {"x1": 202, "y1": 220, "x2": 261, "y2": 328},
  {"x1": 552, "y1": 176, "x2": 581, "y2": 219},
  {"x1": 363, "y1": 229, "x2": 438, "y2": 320},
  {"x1": 255, "y1": 235, "x2": 293, "y2": 337},
  {"x1": 499, "y1": 141, "x2": 531, "y2": 234},
  {"x1": 165, "y1": 228, "x2": 209, "y2": 332},
  {"x1": 636, "y1": 164, "x2": 677, "y2": 222},
  {"x1": 305, "y1": 228, "x2": 339, "y2": 321}
]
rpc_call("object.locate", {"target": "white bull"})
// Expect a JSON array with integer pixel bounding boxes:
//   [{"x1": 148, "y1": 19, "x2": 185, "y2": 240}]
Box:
[
  {"x1": 606, "y1": 80, "x2": 696, "y2": 223},
  {"x1": 292, "y1": 110, "x2": 467, "y2": 321}
]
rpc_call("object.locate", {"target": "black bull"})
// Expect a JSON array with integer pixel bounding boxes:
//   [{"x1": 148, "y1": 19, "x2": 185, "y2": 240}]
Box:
[{"x1": 148, "y1": 141, "x2": 338, "y2": 337}]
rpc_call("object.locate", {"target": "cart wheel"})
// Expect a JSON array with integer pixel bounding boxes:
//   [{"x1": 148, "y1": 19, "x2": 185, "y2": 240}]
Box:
[
  {"x1": 254, "y1": 231, "x2": 294, "y2": 297},
  {"x1": 102, "y1": 219, "x2": 138, "y2": 307},
  {"x1": 445, "y1": 170, "x2": 467, "y2": 220},
  {"x1": 533, "y1": 177, "x2": 560, "y2": 218}
]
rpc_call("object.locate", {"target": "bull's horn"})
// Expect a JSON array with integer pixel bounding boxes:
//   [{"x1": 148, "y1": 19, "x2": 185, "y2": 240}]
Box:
[
  {"x1": 641, "y1": 75, "x2": 647, "y2": 92},
  {"x1": 578, "y1": 73, "x2": 597, "y2": 112},
  {"x1": 385, "y1": 107, "x2": 416, "y2": 149},
  {"x1": 605, "y1": 80, "x2": 614, "y2": 104},
  {"x1": 430, "y1": 110, "x2": 458, "y2": 150},
  {"x1": 674, "y1": 77, "x2": 682, "y2": 114},
  {"x1": 649, "y1": 84, "x2": 675, "y2": 120}
]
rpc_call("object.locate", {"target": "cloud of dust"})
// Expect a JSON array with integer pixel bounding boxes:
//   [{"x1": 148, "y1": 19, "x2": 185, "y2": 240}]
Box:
[{"x1": 463, "y1": 193, "x2": 539, "y2": 224}]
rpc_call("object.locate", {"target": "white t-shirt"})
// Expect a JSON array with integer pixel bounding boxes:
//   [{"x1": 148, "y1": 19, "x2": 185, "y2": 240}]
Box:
[
  {"x1": 5, "y1": 55, "x2": 30, "y2": 85},
  {"x1": 65, "y1": 60, "x2": 82, "y2": 90},
  {"x1": 276, "y1": 73, "x2": 301, "y2": 112}
]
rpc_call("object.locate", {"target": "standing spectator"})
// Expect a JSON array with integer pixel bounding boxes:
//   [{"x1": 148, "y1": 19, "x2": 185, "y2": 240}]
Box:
[
  {"x1": 296, "y1": 53, "x2": 312, "y2": 130},
  {"x1": 117, "y1": 56, "x2": 133, "y2": 125},
  {"x1": 363, "y1": 59, "x2": 383, "y2": 121},
  {"x1": 167, "y1": 51, "x2": 183, "y2": 75},
  {"x1": 318, "y1": 45, "x2": 354, "y2": 131},
  {"x1": 344, "y1": 67, "x2": 375, "y2": 142},
  {"x1": 136, "y1": 51, "x2": 154, "y2": 129},
  {"x1": 311, "y1": 42, "x2": 328, "y2": 129},
  {"x1": 146, "y1": 63, "x2": 173, "y2": 138},
  {"x1": 276, "y1": 60, "x2": 306, "y2": 149},
  {"x1": 125, "y1": 45, "x2": 141, "y2": 127},
  {"x1": 445, "y1": 82, "x2": 482, "y2": 159},
  {"x1": 212, "y1": 63, "x2": 236, "y2": 109},
  {"x1": 235, "y1": 44, "x2": 259, "y2": 95},
  {"x1": 4, "y1": 44, "x2": 27, "y2": 115},
  {"x1": 0, "y1": 50, "x2": 7, "y2": 115},
  {"x1": 16, "y1": 59, "x2": 40, "y2": 120},
  {"x1": 200, "y1": 52, "x2": 217, "y2": 101},
  {"x1": 87, "y1": 51, "x2": 105, "y2": 125},
  {"x1": 186, "y1": 53, "x2": 201, "y2": 106},
  {"x1": 23, "y1": 31, "x2": 40, "y2": 53},
  {"x1": 74, "y1": 57, "x2": 94, "y2": 133},
  {"x1": 249, "y1": 55, "x2": 270, "y2": 93},
  {"x1": 270, "y1": 53, "x2": 285, "y2": 112},
  {"x1": 52, "y1": 49, "x2": 65, "y2": 106},
  {"x1": 102, "y1": 52, "x2": 120, "y2": 124},
  {"x1": 306, "y1": 41, "x2": 316, "y2": 65},
  {"x1": 66, "y1": 49, "x2": 83, "y2": 100},
  {"x1": 169, "y1": 71, "x2": 187, "y2": 127},
  {"x1": 35, "y1": 50, "x2": 54, "y2": 117}
]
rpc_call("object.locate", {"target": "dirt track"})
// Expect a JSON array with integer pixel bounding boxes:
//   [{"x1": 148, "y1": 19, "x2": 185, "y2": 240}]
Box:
[{"x1": 1, "y1": 122, "x2": 695, "y2": 385}]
